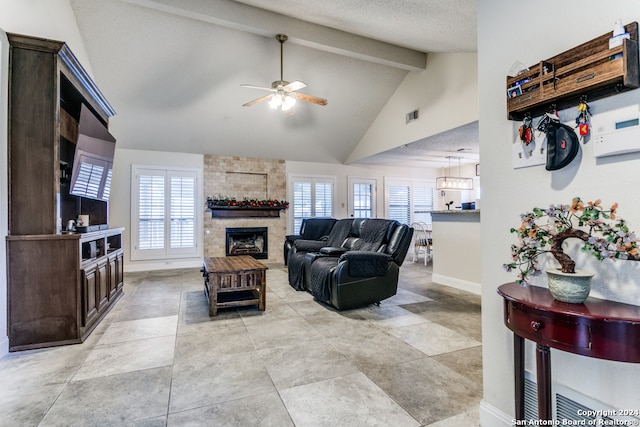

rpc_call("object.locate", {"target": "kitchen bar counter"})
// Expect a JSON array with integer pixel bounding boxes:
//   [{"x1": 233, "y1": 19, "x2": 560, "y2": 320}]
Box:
[
  {"x1": 429, "y1": 209, "x2": 480, "y2": 214},
  {"x1": 429, "y1": 209, "x2": 480, "y2": 294}
]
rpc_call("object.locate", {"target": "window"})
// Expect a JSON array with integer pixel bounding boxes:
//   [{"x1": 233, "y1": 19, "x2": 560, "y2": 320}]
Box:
[
  {"x1": 289, "y1": 175, "x2": 335, "y2": 233},
  {"x1": 348, "y1": 177, "x2": 377, "y2": 218},
  {"x1": 131, "y1": 165, "x2": 200, "y2": 260},
  {"x1": 385, "y1": 179, "x2": 435, "y2": 227}
]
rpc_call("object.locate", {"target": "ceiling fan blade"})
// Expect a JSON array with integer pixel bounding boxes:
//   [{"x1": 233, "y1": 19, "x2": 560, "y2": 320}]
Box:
[
  {"x1": 242, "y1": 94, "x2": 274, "y2": 107},
  {"x1": 240, "y1": 84, "x2": 274, "y2": 92},
  {"x1": 291, "y1": 92, "x2": 328, "y2": 106},
  {"x1": 283, "y1": 80, "x2": 306, "y2": 92}
]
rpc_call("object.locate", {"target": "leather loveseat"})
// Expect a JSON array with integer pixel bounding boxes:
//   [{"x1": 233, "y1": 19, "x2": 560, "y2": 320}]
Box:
[
  {"x1": 283, "y1": 217, "x2": 336, "y2": 266},
  {"x1": 287, "y1": 218, "x2": 413, "y2": 310}
]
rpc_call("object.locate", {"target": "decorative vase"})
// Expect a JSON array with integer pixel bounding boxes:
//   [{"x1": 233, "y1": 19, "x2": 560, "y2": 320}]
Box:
[{"x1": 545, "y1": 269, "x2": 594, "y2": 304}]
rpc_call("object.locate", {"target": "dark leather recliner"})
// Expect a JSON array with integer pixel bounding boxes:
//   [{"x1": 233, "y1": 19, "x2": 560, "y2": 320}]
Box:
[
  {"x1": 283, "y1": 217, "x2": 336, "y2": 266},
  {"x1": 287, "y1": 218, "x2": 353, "y2": 290},
  {"x1": 302, "y1": 219, "x2": 414, "y2": 310}
]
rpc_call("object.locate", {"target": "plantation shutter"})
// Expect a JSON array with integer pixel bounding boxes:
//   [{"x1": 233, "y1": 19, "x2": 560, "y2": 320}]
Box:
[
  {"x1": 388, "y1": 184, "x2": 411, "y2": 225},
  {"x1": 293, "y1": 181, "x2": 312, "y2": 232},
  {"x1": 314, "y1": 181, "x2": 333, "y2": 217},
  {"x1": 413, "y1": 185, "x2": 434, "y2": 227},
  {"x1": 138, "y1": 173, "x2": 165, "y2": 250},
  {"x1": 291, "y1": 176, "x2": 335, "y2": 233},
  {"x1": 132, "y1": 166, "x2": 200, "y2": 260},
  {"x1": 169, "y1": 173, "x2": 196, "y2": 249}
]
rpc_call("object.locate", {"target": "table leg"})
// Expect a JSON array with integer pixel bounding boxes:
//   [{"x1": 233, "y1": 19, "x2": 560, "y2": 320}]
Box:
[
  {"x1": 209, "y1": 287, "x2": 218, "y2": 317},
  {"x1": 514, "y1": 333, "x2": 525, "y2": 421},
  {"x1": 536, "y1": 344, "x2": 552, "y2": 421},
  {"x1": 258, "y1": 270, "x2": 266, "y2": 311}
]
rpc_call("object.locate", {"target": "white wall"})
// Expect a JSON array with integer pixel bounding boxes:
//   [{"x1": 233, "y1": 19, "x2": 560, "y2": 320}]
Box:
[
  {"x1": 0, "y1": 0, "x2": 92, "y2": 358},
  {"x1": 431, "y1": 212, "x2": 481, "y2": 294},
  {"x1": 347, "y1": 52, "x2": 478, "y2": 163},
  {"x1": 0, "y1": 0, "x2": 93, "y2": 72},
  {"x1": 110, "y1": 148, "x2": 204, "y2": 272},
  {"x1": 479, "y1": 1, "x2": 640, "y2": 424}
]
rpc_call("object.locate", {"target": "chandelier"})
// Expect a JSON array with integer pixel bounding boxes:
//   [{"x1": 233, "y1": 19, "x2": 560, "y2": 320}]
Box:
[{"x1": 436, "y1": 157, "x2": 473, "y2": 191}]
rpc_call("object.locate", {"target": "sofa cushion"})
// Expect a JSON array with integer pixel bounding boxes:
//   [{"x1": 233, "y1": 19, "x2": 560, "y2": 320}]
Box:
[
  {"x1": 299, "y1": 218, "x2": 337, "y2": 240},
  {"x1": 351, "y1": 219, "x2": 393, "y2": 252},
  {"x1": 326, "y1": 219, "x2": 354, "y2": 247}
]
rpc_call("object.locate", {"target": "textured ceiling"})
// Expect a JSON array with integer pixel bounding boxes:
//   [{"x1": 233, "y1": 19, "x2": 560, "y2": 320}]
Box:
[
  {"x1": 232, "y1": 0, "x2": 477, "y2": 52},
  {"x1": 69, "y1": 0, "x2": 478, "y2": 166}
]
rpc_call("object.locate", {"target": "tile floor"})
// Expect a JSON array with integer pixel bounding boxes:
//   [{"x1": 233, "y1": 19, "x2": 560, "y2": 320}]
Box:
[{"x1": 0, "y1": 261, "x2": 482, "y2": 426}]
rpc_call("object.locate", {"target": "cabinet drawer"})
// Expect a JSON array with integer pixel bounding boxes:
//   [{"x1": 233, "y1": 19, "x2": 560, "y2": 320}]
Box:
[{"x1": 507, "y1": 303, "x2": 592, "y2": 350}]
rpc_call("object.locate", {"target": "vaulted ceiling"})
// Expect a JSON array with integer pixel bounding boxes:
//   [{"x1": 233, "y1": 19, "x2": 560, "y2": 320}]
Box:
[{"x1": 69, "y1": 0, "x2": 477, "y2": 166}]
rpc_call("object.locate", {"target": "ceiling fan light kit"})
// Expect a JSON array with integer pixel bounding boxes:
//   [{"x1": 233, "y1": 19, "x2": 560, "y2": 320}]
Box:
[{"x1": 241, "y1": 34, "x2": 327, "y2": 111}]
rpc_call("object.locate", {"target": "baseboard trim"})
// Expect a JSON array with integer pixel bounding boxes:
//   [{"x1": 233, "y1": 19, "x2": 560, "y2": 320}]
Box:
[
  {"x1": 125, "y1": 259, "x2": 203, "y2": 273},
  {"x1": 0, "y1": 335, "x2": 9, "y2": 358},
  {"x1": 431, "y1": 273, "x2": 481, "y2": 295},
  {"x1": 479, "y1": 399, "x2": 513, "y2": 427}
]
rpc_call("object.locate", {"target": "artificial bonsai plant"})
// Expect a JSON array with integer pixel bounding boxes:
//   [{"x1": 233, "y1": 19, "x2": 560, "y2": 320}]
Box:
[{"x1": 504, "y1": 197, "x2": 639, "y2": 285}]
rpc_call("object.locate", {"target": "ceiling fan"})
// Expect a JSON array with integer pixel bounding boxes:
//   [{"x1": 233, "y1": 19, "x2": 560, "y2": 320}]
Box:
[{"x1": 241, "y1": 34, "x2": 327, "y2": 111}]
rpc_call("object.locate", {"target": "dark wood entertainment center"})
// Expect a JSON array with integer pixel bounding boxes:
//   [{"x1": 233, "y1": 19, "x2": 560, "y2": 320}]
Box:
[{"x1": 5, "y1": 33, "x2": 123, "y2": 351}]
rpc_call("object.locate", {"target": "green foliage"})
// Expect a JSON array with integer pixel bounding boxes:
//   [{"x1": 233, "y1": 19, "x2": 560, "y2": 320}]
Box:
[{"x1": 504, "y1": 197, "x2": 638, "y2": 284}]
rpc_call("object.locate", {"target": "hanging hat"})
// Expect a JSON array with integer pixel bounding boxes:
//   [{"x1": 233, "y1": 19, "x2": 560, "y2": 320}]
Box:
[{"x1": 545, "y1": 122, "x2": 579, "y2": 171}]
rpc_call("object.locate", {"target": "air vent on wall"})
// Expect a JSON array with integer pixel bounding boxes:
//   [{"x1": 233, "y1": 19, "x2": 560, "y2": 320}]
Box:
[{"x1": 406, "y1": 109, "x2": 419, "y2": 124}]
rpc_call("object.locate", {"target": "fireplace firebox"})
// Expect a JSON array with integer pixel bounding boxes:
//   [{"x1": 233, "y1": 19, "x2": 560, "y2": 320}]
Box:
[{"x1": 225, "y1": 227, "x2": 268, "y2": 259}]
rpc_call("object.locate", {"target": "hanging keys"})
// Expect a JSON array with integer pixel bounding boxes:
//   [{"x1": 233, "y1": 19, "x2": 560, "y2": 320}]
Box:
[
  {"x1": 519, "y1": 113, "x2": 533, "y2": 145},
  {"x1": 575, "y1": 97, "x2": 591, "y2": 137}
]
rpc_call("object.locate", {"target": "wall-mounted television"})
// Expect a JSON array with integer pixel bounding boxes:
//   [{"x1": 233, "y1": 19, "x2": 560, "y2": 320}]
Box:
[{"x1": 69, "y1": 104, "x2": 116, "y2": 202}]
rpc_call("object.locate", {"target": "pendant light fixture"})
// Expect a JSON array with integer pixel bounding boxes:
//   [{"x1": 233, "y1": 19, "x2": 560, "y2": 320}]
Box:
[{"x1": 436, "y1": 156, "x2": 474, "y2": 191}]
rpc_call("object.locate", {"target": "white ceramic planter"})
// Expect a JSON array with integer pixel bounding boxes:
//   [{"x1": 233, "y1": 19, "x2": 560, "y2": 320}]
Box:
[{"x1": 546, "y1": 269, "x2": 595, "y2": 304}]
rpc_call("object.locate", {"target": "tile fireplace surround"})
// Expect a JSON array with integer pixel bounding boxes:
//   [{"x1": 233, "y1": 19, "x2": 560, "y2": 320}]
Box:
[{"x1": 203, "y1": 156, "x2": 286, "y2": 263}]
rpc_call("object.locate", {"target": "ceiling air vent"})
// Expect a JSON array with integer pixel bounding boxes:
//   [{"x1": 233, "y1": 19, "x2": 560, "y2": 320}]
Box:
[{"x1": 406, "y1": 109, "x2": 419, "y2": 124}]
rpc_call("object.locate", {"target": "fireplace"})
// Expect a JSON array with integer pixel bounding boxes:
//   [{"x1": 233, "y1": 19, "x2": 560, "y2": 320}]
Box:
[{"x1": 225, "y1": 227, "x2": 268, "y2": 259}]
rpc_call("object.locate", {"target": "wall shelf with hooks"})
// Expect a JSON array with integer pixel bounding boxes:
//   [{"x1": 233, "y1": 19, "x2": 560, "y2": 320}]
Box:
[{"x1": 507, "y1": 22, "x2": 639, "y2": 121}]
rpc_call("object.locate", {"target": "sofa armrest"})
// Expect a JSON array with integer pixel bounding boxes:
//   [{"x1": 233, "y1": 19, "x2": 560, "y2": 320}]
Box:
[
  {"x1": 319, "y1": 246, "x2": 348, "y2": 256},
  {"x1": 339, "y1": 251, "x2": 391, "y2": 277},
  {"x1": 294, "y1": 239, "x2": 328, "y2": 252}
]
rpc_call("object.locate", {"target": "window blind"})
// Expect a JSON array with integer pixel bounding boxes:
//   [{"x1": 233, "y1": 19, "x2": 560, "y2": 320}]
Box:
[
  {"x1": 413, "y1": 185, "x2": 434, "y2": 227},
  {"x1": 291, "y1": 177, "x2": 334, "y2": 233},
  {"x1": 169, "y1": 175, "x2": 195, "y2": 249},
  {"x1": 388, "y1": 184, "x2": 411, "y2": 225},
  {"x1": 138, "y1": 174, "x2": 165, "y2": 250},
  {"x1": 132, "y1": 166, "x2": 200, "y2": 260}
]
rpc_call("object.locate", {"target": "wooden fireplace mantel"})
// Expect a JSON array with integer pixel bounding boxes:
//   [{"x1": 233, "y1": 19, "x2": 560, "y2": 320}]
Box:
[{"x1": 207, "y1": 206, "x2": 283, "y2": 218}]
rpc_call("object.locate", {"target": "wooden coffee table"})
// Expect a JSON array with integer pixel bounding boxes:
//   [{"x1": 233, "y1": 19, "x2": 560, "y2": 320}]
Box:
[{"x1": 202, "y1": 256, "x2": 267, "y2": 316}]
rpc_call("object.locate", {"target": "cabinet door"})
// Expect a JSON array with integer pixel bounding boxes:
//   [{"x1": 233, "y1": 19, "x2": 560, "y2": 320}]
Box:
[
  {"x1": 82, "y1": 266, "x2": 98, "y2": 327},
  {"x1": 96, "y1": 259, "x2": 109, "y2": 312},
  {"x1": 108, "y1": 254, "x2": 118, "y2": 299},
  {"x1": 115, "y1": 250, "x2": 124, "y2": 291}
]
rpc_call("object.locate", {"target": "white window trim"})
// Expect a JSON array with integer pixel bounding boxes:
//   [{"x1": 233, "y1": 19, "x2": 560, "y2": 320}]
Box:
[
  {"x1": 130, "y1": 164, "x2": 203, "y2": 261},
  {"x1": 287, "y1": 174, "x2": 336, "y2": 234}
]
